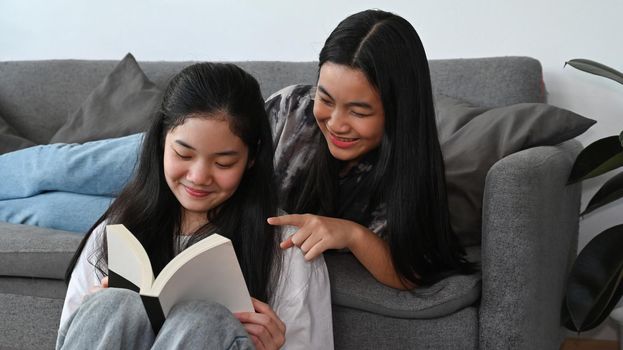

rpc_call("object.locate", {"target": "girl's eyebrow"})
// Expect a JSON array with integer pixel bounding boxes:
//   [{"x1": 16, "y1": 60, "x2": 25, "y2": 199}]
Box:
[
  {"x1": 174, "y1": 140, "x2": 239, "y2": 156},
  {"x1": 175, "y1": 140, "x2": 195, "y2": 150},
  {"x1": 317, "y1": 85, "x2": 334, "y2": 100},
  {"x1": 213, "y1": 150, "x2": 240, "y2": 156},
  {"x1": 317, "y1": 85, "x2": 373, "y2": 110}
]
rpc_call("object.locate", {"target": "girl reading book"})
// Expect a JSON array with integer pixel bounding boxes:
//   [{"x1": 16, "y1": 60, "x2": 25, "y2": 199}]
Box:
[
  {"x1": 265, "y1": 9, "x2": 475, "y2": 289},
  {"x1": 57, "y1": 63, "x2": 333, "y2": 349}
]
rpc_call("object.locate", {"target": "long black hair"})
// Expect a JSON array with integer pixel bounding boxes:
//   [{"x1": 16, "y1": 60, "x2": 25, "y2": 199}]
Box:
[
  {"x1": 66, "y1": 62, "x2": 280, "y2": 302},
  {"x1": 291, "y1": 9, "x2": 473, "y2": 286}
]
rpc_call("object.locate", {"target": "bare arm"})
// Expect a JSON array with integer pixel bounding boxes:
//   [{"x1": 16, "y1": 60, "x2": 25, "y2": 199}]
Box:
[{"x1": 348, "y1": 224, "x2": 415, "y2": 290}]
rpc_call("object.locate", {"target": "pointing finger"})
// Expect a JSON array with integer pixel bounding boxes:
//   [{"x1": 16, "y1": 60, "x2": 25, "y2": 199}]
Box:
[{"x1": 267, "y1": 214, "x2": 306, "y2": 227}]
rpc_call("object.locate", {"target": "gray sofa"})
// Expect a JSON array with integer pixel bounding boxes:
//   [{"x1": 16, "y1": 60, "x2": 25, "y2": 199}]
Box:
[{"x1": 0, "y1": 57, "x2": 581, "y2": 349}]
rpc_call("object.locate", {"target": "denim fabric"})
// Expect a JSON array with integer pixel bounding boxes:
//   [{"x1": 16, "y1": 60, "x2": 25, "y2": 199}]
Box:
[
  {"x1": 0, "y1": 133, "x2": 142, "y2": 232},
  {"x1": 0, "y1": 133, "x2": 142, "y2": 200},
  {"x1": 0, "y1": 192, "x2": 113, "y2": 233},
  {"x1": 57, "y1": 288, "x2": 253, "y2": 350}
]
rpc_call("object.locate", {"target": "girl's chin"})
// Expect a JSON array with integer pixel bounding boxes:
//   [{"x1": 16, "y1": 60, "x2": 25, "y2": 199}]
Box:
[
  {"x1": 178, "y1": 196, "x2": 216, "y2": 213},
  {"x1": 327, "y1": 146, "x2": 360, "y2": 162}
]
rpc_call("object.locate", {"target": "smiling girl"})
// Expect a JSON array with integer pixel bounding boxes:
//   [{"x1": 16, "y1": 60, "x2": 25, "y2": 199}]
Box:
[
  {"x1": 266, "y1": 9, "x2": 475, "y2": 289},
  {"x1": 57, "y1": 63, "x2": 333, "y2": 350}
]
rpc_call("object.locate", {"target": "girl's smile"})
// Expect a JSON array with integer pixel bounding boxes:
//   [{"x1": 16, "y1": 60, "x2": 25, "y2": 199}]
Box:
[
  {"x1": 327, "y1": 131, "x2": 360, "y2": 149},
  {"x1": 182, "y1": 183, "x2": 214, "y2": 198}
]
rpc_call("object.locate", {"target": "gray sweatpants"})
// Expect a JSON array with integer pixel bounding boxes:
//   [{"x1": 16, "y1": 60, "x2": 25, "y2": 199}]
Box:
[{"x1": 56, "y1": 288, "x2": 254, "y2": 349}]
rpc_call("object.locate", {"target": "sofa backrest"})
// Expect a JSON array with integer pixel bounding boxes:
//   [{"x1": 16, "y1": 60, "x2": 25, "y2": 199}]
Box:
[{"x1": 0, "y1": 57, "x2": 543, "y2": 144}]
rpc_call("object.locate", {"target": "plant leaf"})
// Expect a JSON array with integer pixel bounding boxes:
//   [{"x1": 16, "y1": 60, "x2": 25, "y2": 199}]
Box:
[
  {"x1": 563, "y1": 224, "x2": 623, "y2": 332},
  {"x1": 582, "y1": 171, "x2": 623, "y2": 215},
  {"x1": 566, "y1": 59, "x2": 623, "y2": 86},
  {"x1": 568, "y1": 136, "x2": 623, "y2": 183}
]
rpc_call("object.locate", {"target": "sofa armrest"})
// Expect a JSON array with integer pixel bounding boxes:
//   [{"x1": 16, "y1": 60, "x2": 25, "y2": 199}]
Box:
[{"x1": 478, "y1": 140, "x2": 581, "y2": 350}]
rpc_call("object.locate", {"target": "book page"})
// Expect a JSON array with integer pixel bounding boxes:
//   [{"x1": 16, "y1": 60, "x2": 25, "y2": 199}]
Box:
[
  {"x1": 106, "y1": 224, "x2": 155, "y2": 290},
  {"x1": 145, "y1": 234, "x2": 253, "y2": 316}
]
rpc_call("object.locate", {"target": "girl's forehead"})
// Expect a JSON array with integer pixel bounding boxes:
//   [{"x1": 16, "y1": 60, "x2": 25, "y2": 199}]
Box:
[
  {"x1": 317, "y1": 63, "x2": 381, "y2": 105},
  {"x1": 166, "y1": 117, "x2": 247, "y2": 153}
]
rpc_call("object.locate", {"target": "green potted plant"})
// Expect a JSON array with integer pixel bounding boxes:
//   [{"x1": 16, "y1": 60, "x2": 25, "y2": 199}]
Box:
[{"x1": 561, "y1": 59, "x2": 623, "y2": 333}]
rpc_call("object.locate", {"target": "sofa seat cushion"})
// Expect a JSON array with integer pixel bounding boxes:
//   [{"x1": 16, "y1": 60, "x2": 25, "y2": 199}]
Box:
[
  {"x1": 325, "y1": 250, "x2": 481, "y2": 319},
  {"x1": 333, "y1": 305, "x2": 479, "y2": 349},
  {"x1": 0, "y1": 222, "x2": 83, "y2": 279}
]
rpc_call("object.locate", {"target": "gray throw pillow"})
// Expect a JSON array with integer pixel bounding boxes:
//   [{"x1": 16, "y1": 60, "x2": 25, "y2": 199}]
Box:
[
  {"x1": 50, "y1": 53, "x2": 162, "y2": 144},
  {"x1": 0, "y1": 114, "x2": 35, "y2": 154},
  {"x1": 436, "y1": 95, "x2": 595, "y2": 246}
]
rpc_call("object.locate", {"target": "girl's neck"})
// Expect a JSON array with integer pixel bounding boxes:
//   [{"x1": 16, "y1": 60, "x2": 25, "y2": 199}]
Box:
[{"x1": 181, "y1": 211, "x2": 209, "y2": 235}]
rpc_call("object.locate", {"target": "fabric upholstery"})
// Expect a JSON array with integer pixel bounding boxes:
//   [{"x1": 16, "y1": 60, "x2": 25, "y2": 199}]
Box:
[
  {"x1": 429, "y1": 56, "x2": 544, "y2": 107},
  {"x1": 479, "y1": 140, "x2": 581, "y2": 349},
  {"x1": 0, "y1": 221, "x2": 83, "y2": 279},
  {"x1": 0, "y1": 293, "x2": 64, "y2": 350},
  {"x1": 437, "y1": 95, "x2": 594, "y2": 246},
  {"x1": 0, "y1": 114, "x2": 34, "y2": 154},
  {"x1": 0, "y1": 277, "x2": 68, "y2": 299},
  {"x1": 325, "y1": 252, "x2": 481, "y2": 319},
  {"x1": 332, "y1": 305, "x2": 479, "y2": 349},
  {"x1": 0, "y1": 57, "x2": 542, "y2": 143},
  {"x1": 49, "y1": 53, "x2": 162, "y2": 144}
]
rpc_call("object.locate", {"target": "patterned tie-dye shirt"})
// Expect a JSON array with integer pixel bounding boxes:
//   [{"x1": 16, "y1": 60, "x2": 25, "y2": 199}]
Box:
[{"x1": 265, "y1": 84, "x2": 388, "y2": 239}]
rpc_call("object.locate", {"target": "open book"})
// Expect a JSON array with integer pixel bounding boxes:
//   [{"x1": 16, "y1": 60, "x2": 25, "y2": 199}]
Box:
[{"x1": 106, "y1": 224, "x2": 253, "y2": 333}]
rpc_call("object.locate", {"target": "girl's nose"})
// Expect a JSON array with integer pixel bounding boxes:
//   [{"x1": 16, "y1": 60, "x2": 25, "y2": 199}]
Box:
[
  {"x1": 187, "y1": 162, "x2": 212, "y2": 186},
  {"x1": 327, "y1": 109, "x2": 350, "y2": 133}
]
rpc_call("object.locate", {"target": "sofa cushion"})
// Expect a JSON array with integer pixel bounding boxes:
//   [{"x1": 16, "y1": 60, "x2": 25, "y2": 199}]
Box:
[
  {"x1": 0, "y1": 114, "x2": 35, "y2": 154},
  {"x1": 436, "y1": 95, "x2": 595, "y2": 246},
  {"x1": 333, "y1": 305, "x2": 478, "y2": 349},
  {"x1": 49, "y1": 53, "x2": 162, "y2": 144},
  {"x1": 0, "y1": 221, "x2": 83, "y2": 279},
  {"x1": 325, "y1": 251, "x2": 481, "y2": 319}
]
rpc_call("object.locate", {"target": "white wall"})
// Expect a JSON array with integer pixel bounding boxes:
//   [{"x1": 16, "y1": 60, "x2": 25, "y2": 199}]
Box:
[{"x1": 2, "y1": 0, "x2": 623, "y2": 341}]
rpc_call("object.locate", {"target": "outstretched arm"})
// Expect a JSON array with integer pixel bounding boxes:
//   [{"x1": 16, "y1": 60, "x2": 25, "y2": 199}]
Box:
[{"x1": 268, "y1": 214, "x2": 414, "y2": 290}]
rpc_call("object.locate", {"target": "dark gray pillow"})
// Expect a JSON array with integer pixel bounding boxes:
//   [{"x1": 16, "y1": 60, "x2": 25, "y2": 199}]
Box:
[
  {"x1": 0, "y1": 114, "x2": 35, "y2": 154},
  {"x1": 50, "y1": 53, "x2": 162, "y2": 144},
  {"x1": 436, "y1": 95, "x2": 595, "y2": 246}
]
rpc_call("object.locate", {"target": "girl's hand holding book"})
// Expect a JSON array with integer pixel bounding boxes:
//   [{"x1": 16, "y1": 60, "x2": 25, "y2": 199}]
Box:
[{"x1": 234, "y1": 298, "x2": 285, "y2": 350}]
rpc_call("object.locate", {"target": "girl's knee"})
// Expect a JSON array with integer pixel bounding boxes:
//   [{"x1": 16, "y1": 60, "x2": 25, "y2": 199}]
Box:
[
  {"x1": 84, "y1": 288, "x2": 143, "y2": 312},
  {"x1": 170, "y1": 300, "x2": 232, "y2": 319}
]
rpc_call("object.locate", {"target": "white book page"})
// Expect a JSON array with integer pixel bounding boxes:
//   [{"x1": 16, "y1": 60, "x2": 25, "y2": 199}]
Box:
[
  {"x1": 106, "y1": 224, "x2": 155, "y2": 289},
  {"x1": 145, "y1": 234, "x2": 253, "y2": 316}
]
